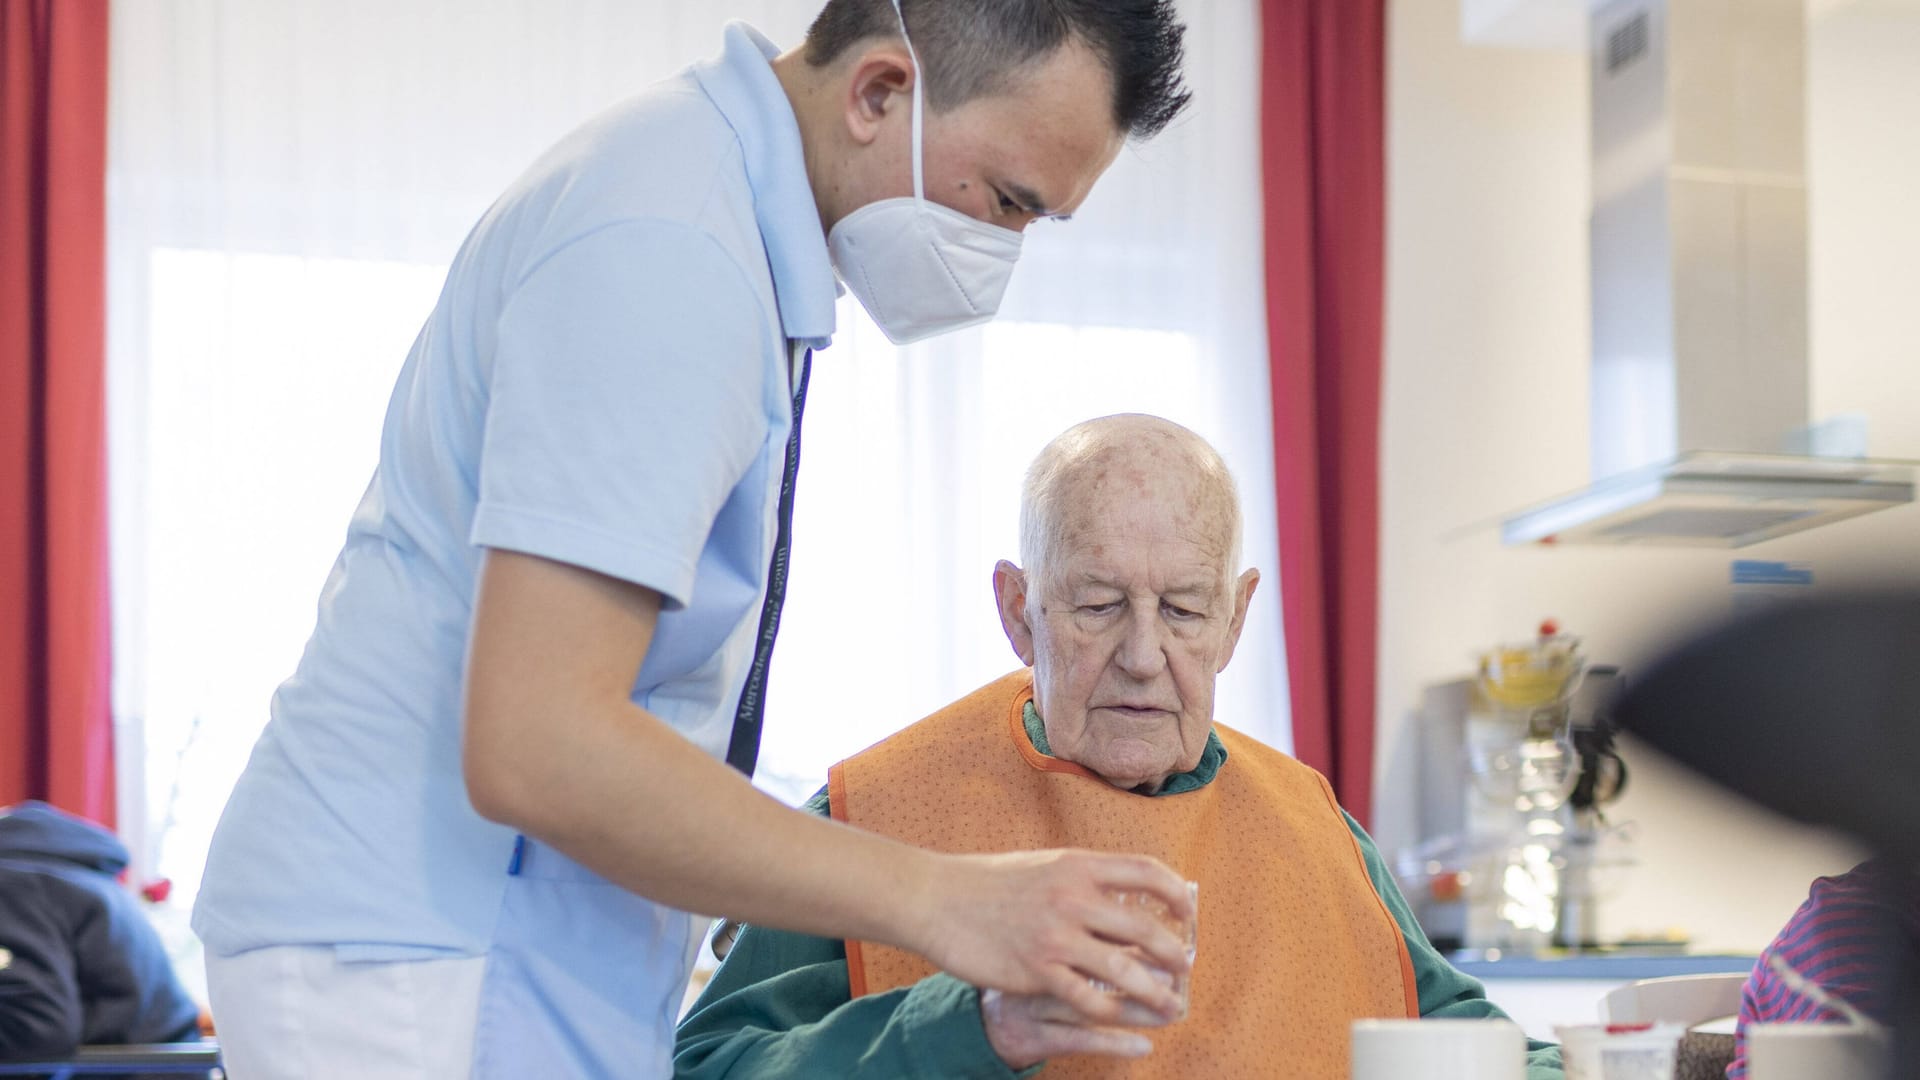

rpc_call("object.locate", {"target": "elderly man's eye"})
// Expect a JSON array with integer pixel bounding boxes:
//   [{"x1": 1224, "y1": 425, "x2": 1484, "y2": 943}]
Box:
[
  {"x1": 1163, "y1": 602, "x2": 1202, "y2": 619},
  {"x1": 1081, "y1": 602, "x2": 1122, "y2": 616}
]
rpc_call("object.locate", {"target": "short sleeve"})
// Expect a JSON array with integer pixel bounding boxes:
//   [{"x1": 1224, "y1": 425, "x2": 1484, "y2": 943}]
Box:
[{"x1": 471, "y1": 220, "x2": 773, "y2": 608}]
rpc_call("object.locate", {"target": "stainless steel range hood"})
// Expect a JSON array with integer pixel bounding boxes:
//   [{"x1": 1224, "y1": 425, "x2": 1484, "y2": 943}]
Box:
[
  {"x1": 1504, "y1": 449, "x2": 1916, "y2": 547},
  {"x1": 1501, "y1": 0, "x2": 1916, "y2": 547}
]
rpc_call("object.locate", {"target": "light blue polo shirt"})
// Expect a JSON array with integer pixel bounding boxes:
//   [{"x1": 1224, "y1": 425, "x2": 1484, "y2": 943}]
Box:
[{"x1": 195, "y1": 23, "x2": 836, "y2": 971}]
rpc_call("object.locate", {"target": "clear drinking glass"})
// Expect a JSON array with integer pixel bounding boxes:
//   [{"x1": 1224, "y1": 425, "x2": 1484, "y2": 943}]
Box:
[{"x1": 1091, "y1": 880, "x2": 1199, "y2": 1019}]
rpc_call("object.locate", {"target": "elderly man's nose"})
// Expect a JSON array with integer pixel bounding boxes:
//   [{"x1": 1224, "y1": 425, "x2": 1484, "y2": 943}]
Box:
[{"x1": 1116, "y1": 609, "x2": 1168, "y2": 677}]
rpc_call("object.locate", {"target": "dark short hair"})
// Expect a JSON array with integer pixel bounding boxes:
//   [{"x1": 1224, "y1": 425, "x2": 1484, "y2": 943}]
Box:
[{"x1": 803, "y1": 0, "x2": 1191, "y2": 140}]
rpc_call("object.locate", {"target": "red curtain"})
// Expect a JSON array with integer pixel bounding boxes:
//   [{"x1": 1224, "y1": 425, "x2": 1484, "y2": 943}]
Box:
[
  {"x1": 1261, "y1": 0, "x2": 1386, "y2": 827},
  {"x1": 1, "y1": 0, "x2": 115, "y2": 826}
]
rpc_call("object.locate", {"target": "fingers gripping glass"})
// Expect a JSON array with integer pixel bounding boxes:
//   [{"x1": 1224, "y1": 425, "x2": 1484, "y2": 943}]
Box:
[{"x1": 1087, "y1": 881, "x2": 1200, "y2": 1019}]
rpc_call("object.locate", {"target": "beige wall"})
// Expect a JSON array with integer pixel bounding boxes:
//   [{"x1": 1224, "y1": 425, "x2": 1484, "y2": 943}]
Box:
[{"x1": 1378, "y1": 0, "x2": 1920, "y2": 953}]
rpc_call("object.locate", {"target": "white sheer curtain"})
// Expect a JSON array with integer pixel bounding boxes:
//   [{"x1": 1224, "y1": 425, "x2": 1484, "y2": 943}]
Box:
[{"x1": 106, "y1": 0, "x2": 1282, "y2": 941}]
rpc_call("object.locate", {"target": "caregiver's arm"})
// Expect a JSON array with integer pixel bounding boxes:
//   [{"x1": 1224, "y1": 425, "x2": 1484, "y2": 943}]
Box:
[{"x1": 461, "y1": 548, "x2": 1191, "y2": 1023}]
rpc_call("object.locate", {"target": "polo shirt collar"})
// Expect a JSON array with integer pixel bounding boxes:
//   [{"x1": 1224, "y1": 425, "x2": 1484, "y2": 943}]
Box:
[{"x1": 694, "y1": 22, "x2": 838, "y2": 349}]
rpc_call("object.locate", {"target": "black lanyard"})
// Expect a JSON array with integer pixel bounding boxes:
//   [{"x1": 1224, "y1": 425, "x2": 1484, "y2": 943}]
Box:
[{"x1": 724, "y1": 345, "x2": 812, "y2": 776}]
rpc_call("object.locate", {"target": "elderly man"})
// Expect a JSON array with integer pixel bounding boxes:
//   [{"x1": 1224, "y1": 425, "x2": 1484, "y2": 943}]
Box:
[{"x1": 675, "y1": 415, "x2": 1564, "y2": 1078}]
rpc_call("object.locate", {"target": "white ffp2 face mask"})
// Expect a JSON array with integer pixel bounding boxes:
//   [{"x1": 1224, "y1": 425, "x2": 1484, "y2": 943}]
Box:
[{"x1": 826, "y1": 0, "x2": 1024, "y2": 346}]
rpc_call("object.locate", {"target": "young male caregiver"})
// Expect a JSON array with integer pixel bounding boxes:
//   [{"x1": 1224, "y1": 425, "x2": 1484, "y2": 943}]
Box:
[{"x1": 192, "y1": 1, "x2": 1196, "y2": 1076}]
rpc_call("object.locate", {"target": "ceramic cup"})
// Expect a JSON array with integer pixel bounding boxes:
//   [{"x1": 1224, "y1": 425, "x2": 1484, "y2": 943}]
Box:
[
  {"x1": 1555, "y1": 1023, "x2": 1688, "y2": 1080},
  {"x1": 1352, "y1": 1018, "x2": 1527, "y2": 1080},
  {"x1": 1553, "y1": 1024, "x2": 1607, "y2": 1080},
  {"x1": 1747, "y1": 1023, "x2": 1890, "y2": 1080},
  {"x1": 1596, "y1": 1024, "x2": 1683, "y2": 1080}
]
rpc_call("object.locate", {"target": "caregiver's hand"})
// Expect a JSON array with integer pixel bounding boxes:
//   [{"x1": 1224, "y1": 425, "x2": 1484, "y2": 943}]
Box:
[
  {"x1": 981, "y1": 986, "x2": 1168, "y2": 1070},
  {"x1": 906, "y1": 849, "x2": 1191, "y2": 1025}
]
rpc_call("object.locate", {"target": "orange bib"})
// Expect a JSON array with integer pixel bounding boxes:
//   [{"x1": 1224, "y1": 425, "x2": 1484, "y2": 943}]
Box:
[{"x1": 828, "y1": 670, "x2": 1417, "y2": 1079}]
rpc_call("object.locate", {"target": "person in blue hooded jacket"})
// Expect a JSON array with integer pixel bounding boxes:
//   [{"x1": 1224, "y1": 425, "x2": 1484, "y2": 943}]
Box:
[{"x1": 0, "y1": 801, "x2": 202, "y2": 1061}]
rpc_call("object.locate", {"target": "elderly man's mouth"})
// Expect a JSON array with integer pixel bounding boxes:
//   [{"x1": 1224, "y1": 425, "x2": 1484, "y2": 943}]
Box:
[{"x1": 1096, "y1": 705, "x2": 1176, "y2": 719}]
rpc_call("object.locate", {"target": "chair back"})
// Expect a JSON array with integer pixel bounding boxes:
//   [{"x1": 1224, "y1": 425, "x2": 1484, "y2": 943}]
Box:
[{"x1": 1602, "y1": 972, "x2": 1748, "y2": 1026}]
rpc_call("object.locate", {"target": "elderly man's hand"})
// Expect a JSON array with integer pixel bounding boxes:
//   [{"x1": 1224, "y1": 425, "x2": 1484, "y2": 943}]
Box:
[
  {"x1": 908, "y1": 849, "x2": 1193, "y2": 1025},
  {"x1": 980, "y1": 986, "x2": 1168, "y2": 1069}
]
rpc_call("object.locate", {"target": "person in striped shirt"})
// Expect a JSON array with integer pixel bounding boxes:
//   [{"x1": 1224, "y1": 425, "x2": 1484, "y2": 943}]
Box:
[{"x1": 1727, "y1": 859, "x2": 1919, "y2": 1078}]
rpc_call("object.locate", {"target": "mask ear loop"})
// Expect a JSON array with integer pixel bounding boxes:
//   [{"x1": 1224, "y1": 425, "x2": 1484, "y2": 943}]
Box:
[{"x1": 888, "y1": 0, "x2": 926, "y2": 206}]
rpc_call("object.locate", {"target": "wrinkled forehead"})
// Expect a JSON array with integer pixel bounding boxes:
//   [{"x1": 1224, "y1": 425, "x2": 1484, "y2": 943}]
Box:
[{"x1": 1047, "y1": 457, "x2": 1237, "y2": 571}]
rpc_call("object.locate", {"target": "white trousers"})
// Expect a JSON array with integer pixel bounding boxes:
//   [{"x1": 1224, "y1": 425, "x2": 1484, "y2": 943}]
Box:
[{"x1": 206, "y1": 946, "x2": 487, "y2": 1079}]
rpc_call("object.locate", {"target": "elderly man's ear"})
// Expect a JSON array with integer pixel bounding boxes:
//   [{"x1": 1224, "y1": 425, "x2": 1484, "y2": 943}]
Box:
[
  {"x1": 1218, "y1": 569, "x2": 1261, "y2": 673},
  {"x1": 993, "y1": 560, "x2": 1038, "y2": 667}
]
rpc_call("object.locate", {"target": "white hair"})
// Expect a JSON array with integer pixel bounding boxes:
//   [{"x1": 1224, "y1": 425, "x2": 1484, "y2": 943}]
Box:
[{"x1": 1017, "y1": 414, "x2": 1243, "y2": 592}]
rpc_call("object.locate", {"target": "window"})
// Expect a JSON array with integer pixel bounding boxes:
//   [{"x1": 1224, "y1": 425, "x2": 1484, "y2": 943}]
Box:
[
  {"x1": 116, "y1": 268, "x2": 1285, "y2": 890},
  {"x1": 123, "y1": 249, "x2": 446, "y2": 904}
]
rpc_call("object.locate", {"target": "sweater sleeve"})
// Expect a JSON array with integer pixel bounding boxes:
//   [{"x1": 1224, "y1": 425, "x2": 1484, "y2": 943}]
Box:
[
  {"x1": 1341, "y1": 812, "x2": 1565, "y2": 1080},
  {"x1": 674, "y1": 932, "x2": 1018, "y2": 1080},
  {"x1": 673, "y1": 789, "x2": 1024, "y2": 1079}
]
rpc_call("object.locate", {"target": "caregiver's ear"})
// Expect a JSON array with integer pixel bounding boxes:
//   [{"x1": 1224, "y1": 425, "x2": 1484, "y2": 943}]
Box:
[{"x1": 841, "y1": 44, "x2": 915, "y2": 145}]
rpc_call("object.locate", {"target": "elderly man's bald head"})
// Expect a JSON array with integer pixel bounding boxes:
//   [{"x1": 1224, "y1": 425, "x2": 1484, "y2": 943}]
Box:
[
  {"x1": 996, "y1": 415, "x2": 1259, "y2": 793},
  {"x1": 1019, "y1": 414, "x2": 1243, "y2": 591}
]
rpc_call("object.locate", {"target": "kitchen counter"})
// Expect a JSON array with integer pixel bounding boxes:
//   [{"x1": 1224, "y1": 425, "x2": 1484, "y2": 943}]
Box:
[
  {"x1": 1451, "y1": 952, "x2": 1758, "y2": 1040},
  {"x1": 1452, "y1": 952, "x2": 1757, "y2": 980}
]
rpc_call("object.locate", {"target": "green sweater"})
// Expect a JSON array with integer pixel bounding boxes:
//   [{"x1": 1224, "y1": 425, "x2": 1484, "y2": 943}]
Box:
[{"x1": 675, "y1": 710, "x2": 1564, "y2": 1079}]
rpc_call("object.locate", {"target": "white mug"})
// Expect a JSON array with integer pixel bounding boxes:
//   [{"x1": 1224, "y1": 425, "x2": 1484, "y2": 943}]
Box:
[
  {"x1": 1351, "y1": 1018, "x2": 1527, "y2": 1080},
  {"x1": 1747, "y1": 1023, "x2": 1890, "y2": 1080}
]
